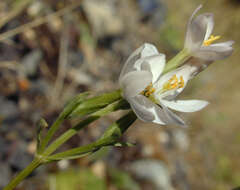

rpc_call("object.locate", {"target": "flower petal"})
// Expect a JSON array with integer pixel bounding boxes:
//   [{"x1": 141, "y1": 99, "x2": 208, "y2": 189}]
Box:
[
  {"x1": 185, "y1": 5, "x2": 203, "y2": 50},
  {"x1": 119, "y1": 43, "x2": 159, "y2": 80},
  {"x1": 120, "y1": 70, "x2": 152, "y2": 98},
  {"x1": 135, "y1": 54, "x2": 166, "y2": 83},
  {"x1": 161, "y1": 105, "x2": 186, "y2": 127},
  {"x1": 185, "y1": 5, "x2": 214, "y2": 51},
  {"x1": 154, "y1": 65, "x2": 194, "y2": 100},
  {"x1": 127, "y1": 95, "x2": 168, "y2": 125},
  {"x1": 195, "y1": 41, "x2": 234, "y2": 61},
  {"x1": 202, "y1": 14, "x2": 214, "y2": 41},
  {"x1": 160, "y1": 99, "x2": 209, "y2": 112},
  {"x1": 209, "y1": 40, "x2": 234, "y2": 48},
  {"x1": 140, "y1": 43, "x2": 159, "y2": 58}
]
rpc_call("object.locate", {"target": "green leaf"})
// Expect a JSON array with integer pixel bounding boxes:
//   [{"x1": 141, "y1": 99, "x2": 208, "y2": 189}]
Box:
[
  {"x1": 69, "y1": 89, "x2": 123, "y2": 118},
  {"x1": 62, "y1": 91, "x2": 90, "y2": 118},
  {"x1": 45, "y1": 152, "x2": 94, "y2": 162},
  {"x1": 44, "y1": 111, "x2": 136, "y2": 162},
  {"x1": 38, "y1": 92, "x2": 90, "y2": 153},
  {"x1": 36, "y1": 118, "x2": 48, "y2": 153},
  {"x1": 100, "y1": 111, "x2": 137, "y2": 141}
]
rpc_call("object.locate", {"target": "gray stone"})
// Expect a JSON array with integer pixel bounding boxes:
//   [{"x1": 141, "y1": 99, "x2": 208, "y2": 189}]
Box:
[
  {"x1": 82, "y1": 0, "x2": 124, "y2": 37},
  {"x1": 129, "y1": 159, "x2": 173, "y2": 190},
  {"x1": 21, "y1": 49, "x2": 43, "y2": 76}
]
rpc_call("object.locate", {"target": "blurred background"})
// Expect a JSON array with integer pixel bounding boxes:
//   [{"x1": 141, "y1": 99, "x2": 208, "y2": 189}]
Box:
[{"x1": 0, "y1": 0, "x2": 240, "y2": 189}]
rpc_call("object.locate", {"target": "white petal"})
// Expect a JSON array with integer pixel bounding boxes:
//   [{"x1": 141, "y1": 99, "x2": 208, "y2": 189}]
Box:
[
  {"x1": 119, "y1": 46, "x2": 144, "y2": 81},
  {"x1": 185, "y1": 58, "x2": 211, "y2": 76},
  {"x1": 160, "y1": 99, "x2": 209, "y2": 112},
  {"x1": 195, "y1": 41, "x2": 234, "y2": 61},
  {"x1": 184, "y1": 4, "x2": 214, "y2": 51},
  {"x1": 140, "y1": 43, "x2": 159, "y2": 58},
  {"x1": 185, "y1": 5, "x2": 203, "y2": 50},
  {"x1": 185, "y1": 6, "x2": 215, "y2": 51},
  {"x1": 209, "y1": 40, "x2": 234, "y2": 48},
  {"x1": 135, "y1": 54, "x2": 166, "y2": 83},
  {"x1": 202, "y1": 14, "x2": 214, "y2": 41},
  {"x1": 119, "y1": 43, "x2": 159, "y2": 81},
  {"x1": 120, "y1": 71, "x2": 152, "y2": 98},
  {"x1": 161, "y1": 105, "x2": 186, "y2": 127},
  {"x1": 127, "y1": 95, "x2": 167, "y2": 125},
  {"x1": 154, "y1": 65, "x2": 193, "y2": 100}
]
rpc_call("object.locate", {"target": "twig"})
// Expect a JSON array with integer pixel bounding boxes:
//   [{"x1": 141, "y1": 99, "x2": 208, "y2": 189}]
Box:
[
  {"x1": 50, "y1": 16, "x2": 70, "y2": 108},
  {"x1": 0, "y1": 0, "x2": 33, "y2": 29},
  {"x1": 0, "y1": 1, "x2": 82, "y2": 42},
  {"x1": 0, "y1": 61, "x2": 19, "y2": 70}
]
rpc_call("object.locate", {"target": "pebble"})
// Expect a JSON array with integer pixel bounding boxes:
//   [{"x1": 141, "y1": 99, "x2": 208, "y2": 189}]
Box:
[
  {"x1": 82, "y1": 0, "x2": 124, "y2": 37},
  {"x1": 21, "y1": 49, "x2": 43, "y2": 77},
  {"x1": 9, "y1": 143, "x2": 33, "y2": 172},
  {"x1": 129, "y1": 159, "x2": 173, "y2": 190},
  {"x1": 137, "y1": 0, "x2": 167, "y2": 27}
]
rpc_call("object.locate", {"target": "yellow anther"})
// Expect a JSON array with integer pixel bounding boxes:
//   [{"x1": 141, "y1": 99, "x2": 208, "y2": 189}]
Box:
[
  {"x1": 163, "y1": 75, "x2": 185, "y2": 91},
  {"x1": 179, "y1": 76, "x2": 184, "y2": 88},
  {"x1": 141, "y1": 83, "x2": 156, "y2": 97},
  {"x1": 203, "y1": 35, "x2": 221, "y2": 46}
]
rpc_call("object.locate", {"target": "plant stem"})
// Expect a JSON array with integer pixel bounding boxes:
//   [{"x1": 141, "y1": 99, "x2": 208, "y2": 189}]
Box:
[
  {"x1": 3, "y1": 158, "x2": 42, "y2": 190},
  {"x1": 47, "y1": 111, "x2": 137, "y2": 161},
  {"x1": 4, "y1": 93, "x2": 126, "y2": 190},
  {"x1": 38, "y1": 92, "x2": 89, "y2": 154},
  {"x1": 162, "y1": 48, "x2": 191, "y2": 74},
  {"x1": 39, "y1": 89, "x2": 122, "y2": 154},
  {"x1": 47, "y1": 138, "x2": 112, "y2": 160},
  {"x1": 42, "y1": 99, "x2": 128, "y2": 157}
]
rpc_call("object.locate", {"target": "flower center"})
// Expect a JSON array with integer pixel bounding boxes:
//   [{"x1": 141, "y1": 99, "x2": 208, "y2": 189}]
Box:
[
  {"x1": 162, "y1": 74, "x2": 184, "y2": 91},
  {"x1": 141, "y1": 83, "x2": 156, "y2": 97},
  {"x1": 203, "y1": 35, "x2": 221, "y2": 46},
  {"x1": 141, "y1": 75, "x2": 185, "y2": 98}
]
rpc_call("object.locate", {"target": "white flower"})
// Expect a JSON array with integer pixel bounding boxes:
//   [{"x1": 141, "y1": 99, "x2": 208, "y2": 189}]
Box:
[
  {"x1": 184, "y1": 5, "x2": 234, "y2": 61},
  {"x1": 119, "y1": 43, "x2": 208, "y2": 126}
]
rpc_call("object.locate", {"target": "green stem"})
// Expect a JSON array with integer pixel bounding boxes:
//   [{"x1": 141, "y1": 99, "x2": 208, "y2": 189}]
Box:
[
  {"x1": 39, "y1": 89, "x2": 122, "y2": 154},
  {"x1": 162, "y1": 48, "x2": 191, "y2": 74},
  {"x1": 3, "y1": 158, "x2": 42, "y2": 190},
  {"x1": 4, "y1": 94, "x2": 127, "y2": 190},
  {"x1": 42, "y1": 99, "x2": 128, "y2": 157},
  {"x1": 47, "y1": 138, "x2": 111, "y2": 161},
  {"x1": 47, "y1": 111, "x2": 137, "y2": 161},
  {"x1": 38, "y1": 92, "x2": 89, "y2": 154}
]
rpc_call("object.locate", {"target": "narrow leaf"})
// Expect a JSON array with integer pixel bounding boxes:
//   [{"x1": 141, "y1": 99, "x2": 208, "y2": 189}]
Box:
[{"x1": 36, "y1": 118, "x2": 48, "y2": 153}]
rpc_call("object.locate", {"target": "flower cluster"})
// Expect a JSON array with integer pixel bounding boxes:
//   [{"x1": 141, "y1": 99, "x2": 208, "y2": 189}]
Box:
[{"x1": 119, "y1": 5, "x2": 234, "y2": 126}]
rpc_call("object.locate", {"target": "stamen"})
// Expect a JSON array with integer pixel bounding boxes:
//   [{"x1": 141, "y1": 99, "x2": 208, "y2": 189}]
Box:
[
  {"x1": 142, "y1": 75, "x2": 185, "y2": 98},
  {"x1": 203, "y1": 35, "x2": 221, "y2": 46},
  {"x1": 141, "y1": 83, "x2": 156, "y2": 97},
  {"x1": 162, "y1": 75, "x2": 185, "y2": 91},
  {"x1": 179, "y1": 76, "x2": 184, "y2": 88}
]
